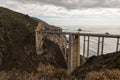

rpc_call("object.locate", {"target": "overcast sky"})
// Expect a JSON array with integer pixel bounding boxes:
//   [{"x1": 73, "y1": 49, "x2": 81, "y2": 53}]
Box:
[{"x1": 1, "y1": 0, "x2": 120, "y2": 26}]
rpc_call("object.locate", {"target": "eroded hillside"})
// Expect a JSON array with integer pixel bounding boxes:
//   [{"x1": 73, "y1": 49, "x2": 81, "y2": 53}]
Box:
[
  {"x1": 0, "y1": 7, "x2": 67, "y2": 72},
  {"x1": 73, "y1": 51, "x2": 120, "y2": 80}
]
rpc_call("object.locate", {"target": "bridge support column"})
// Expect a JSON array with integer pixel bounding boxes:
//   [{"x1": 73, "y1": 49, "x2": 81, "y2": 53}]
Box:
[
  {"x1": 68, "y1": 34, "x2": 80, "y2": 72},
  {"x1": 35, "y1": 31, "x2": 43, "y2": 54}
]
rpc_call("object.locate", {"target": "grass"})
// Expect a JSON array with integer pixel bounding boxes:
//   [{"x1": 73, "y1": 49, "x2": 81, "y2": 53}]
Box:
[{"x1": 85, "y1": 69, "x2": 120, "y2": 80}]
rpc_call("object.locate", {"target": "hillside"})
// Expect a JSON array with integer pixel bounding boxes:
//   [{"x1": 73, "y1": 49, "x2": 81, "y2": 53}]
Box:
[
  {"x1": 2, "y1": 7, "x2": 120, "y2": 80},
  {"x1": 73, "y1": 51, "x2": 120, "y2": 80},
  {"x1": 0, "y1": 7, "x2": 67, "y2": 72}
]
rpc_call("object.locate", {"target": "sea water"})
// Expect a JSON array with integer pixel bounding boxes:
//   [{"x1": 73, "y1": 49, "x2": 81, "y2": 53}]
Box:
[{"x1": 59, "y1": 25, "x2": 120, "y2": 56}]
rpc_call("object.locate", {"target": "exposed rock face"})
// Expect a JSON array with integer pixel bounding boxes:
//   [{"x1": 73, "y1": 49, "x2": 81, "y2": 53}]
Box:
[
  {"x1": 40, "y1": 37, "x2": 67, "y2": 69},
  {"x1": 0, "y1": 7, "x2": 38, "y2": 71},
  {"x1": 73, "y1": 51, "x2": 120, "y2": 80},
  {"x1": 35, "y1": 22, "x2": 67, "y2": 69},
  {"x1": 0, "y1": 7, "x2": 67, "y2": 72}
]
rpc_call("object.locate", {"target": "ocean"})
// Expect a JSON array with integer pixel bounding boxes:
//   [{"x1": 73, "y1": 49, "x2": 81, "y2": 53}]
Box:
[{"x1": 59, "y1": 25, "x2": 120, "y2": 56}]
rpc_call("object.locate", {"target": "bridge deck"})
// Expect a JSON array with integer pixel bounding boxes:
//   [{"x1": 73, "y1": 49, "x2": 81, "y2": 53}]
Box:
[
  {"x1": 36, "y1": 30, "x2": 120, "y2": 72},
  {"x1": 37, "y1": 31, "x2": 120, "y2": 38}
]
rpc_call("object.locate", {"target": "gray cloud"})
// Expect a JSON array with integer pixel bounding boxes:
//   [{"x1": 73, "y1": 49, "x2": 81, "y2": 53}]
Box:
[{"x1": 11, "y1": 0, "x2": 120, "y2": 9}]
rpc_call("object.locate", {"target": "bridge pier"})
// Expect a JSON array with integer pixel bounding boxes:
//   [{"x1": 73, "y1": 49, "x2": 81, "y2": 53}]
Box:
[
  {"x1": 35, "y1": 31, "x2": 43, "y2": 54},
  {"x1": 68, "y1": 34, "x2": 80, "y2": 72}
]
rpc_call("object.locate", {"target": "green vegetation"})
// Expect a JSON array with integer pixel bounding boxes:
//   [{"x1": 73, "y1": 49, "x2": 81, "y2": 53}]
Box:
[{"x1": 109, "y1": 56, "x2": 120, "y2": 68}]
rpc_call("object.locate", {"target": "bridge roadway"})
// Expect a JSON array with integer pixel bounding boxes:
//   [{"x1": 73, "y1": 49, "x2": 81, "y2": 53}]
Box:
[{"x1": 37, "y1": 30, "x2": 120, "y2": 38}]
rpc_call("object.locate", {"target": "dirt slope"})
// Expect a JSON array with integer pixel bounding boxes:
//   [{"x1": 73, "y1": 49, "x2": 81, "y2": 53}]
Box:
[
  {"x1": 0, "y1": 7, "x2": 67, "y2": 72},
  {"x1": 73, "y1": 51, "x2": 120, "y2": 80}
]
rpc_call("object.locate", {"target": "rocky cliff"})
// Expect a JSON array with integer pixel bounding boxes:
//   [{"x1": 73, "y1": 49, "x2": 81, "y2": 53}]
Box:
[
  {"x1": 0, "y1": 7, "x2": 67, "y2": 73},
  {"x1": 73, "y1": 51, "x2": 120, "y2": 80}
]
